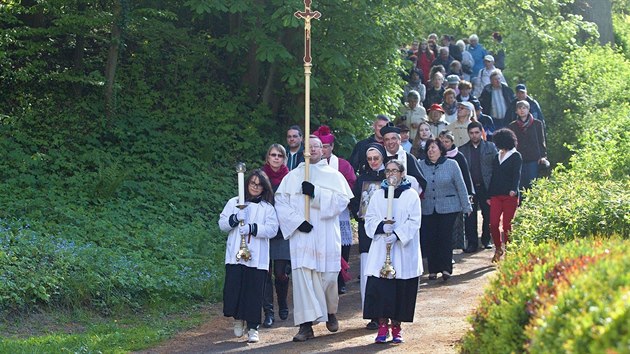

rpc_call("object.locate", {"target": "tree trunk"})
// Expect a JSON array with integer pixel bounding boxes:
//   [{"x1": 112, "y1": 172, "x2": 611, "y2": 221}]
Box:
[
  {"x1": 573, "y1": 0, "x2": 614, "y2": 46},
  {"x1": 104, "y1": 1, "x2": 122, "y2": 127}
]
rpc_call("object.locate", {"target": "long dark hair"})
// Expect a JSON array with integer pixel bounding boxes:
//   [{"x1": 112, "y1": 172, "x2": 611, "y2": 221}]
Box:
[{"x1": 245, "y1": 169, "x2": 275, "y2": 205}]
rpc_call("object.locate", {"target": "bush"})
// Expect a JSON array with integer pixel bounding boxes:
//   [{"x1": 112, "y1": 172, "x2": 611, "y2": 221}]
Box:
[
  {"x1": 461, "y1": 238, "x2": 630, "y2": 354},
  {"x1": 511, "y1": 106, "x2": 630, "y2": 245}
]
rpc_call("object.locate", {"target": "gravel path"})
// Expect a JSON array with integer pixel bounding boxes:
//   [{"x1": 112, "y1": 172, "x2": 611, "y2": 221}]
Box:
[{"x1": 139, "y1": 246, "x2": 496, "y2": 354}]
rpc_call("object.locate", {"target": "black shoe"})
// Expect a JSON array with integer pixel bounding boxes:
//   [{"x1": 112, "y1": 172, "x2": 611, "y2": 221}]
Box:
[
  {"x1": 279, "y1": 308, "x2": 289, "y2": 320},
  {"x1": 263, "y1": 313, "x2": 274, "y2": 328},
  {"x1": 293, "y1": 323, "x2": 314, "y2": 342},
  {"x1": 326, "y1": 313, "x2": 339, "y2": 332},
  {"x1": 442, "y1": 271, "x2": 451, "y2": 281},
  {"x1": 366, "y1": 319, "x2": 379, "y2": 330},
  {"x1": 338, "y1": 286, "x2": 346, "y2": 295}
]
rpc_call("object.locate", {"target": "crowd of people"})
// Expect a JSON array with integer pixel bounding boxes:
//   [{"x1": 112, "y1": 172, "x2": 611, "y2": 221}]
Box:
[{"x1": 218, "y1": 32, "x2": 550, "y2": 345}]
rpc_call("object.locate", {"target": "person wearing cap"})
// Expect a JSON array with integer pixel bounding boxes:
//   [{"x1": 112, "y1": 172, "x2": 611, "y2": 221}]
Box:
[
  {"x1": 395, "y1": 90, "x2": 427, "y2": 142},
  {"x1": 380, "y1": 124, "x2": 427, "y2": 193},
  {"x1": 479, "y1": 70, "x2": 515, "y2": 130},
  {"x1": 314, "y1": 126, "x2": 357, "y2": 296},
  {"x1": 504, "y1": 84, "x2": 545, "y2": 126},
  {"x1": 470, "y1": 99, "x2": 495, "y2": 141},
  {"x1": 467, "y1": 34, "x2": 488, "y2": 79},
  {"x1": 431, "y1": 47, "x2": 455, "y2": 75},
  {"x1": 478, "y1": 54, "x2": 506, "y2": 89},
  {"x1": 459, "y1": 121, "x2": 498, "y2": 251},
  {"x1": 397, "y1": 124, "x2": 413, "y2": 153},
  {"x1": 446, "y1": 74, "x2": 460, "y2": 92},
  {"x1": 425, "y1": 103, "x2": 449, "y2": 138},
  {"x1": 507, "y1": 100, "x2": 548, "y2": 191},
  {"x1": 450, "y1": 101, "x2": 475, "y2": 147},
  {"x1": 349, "y1": 114, "x2": 391, "y2": 174},
  {"x1": 347, "y1": 143, "x2": 386, "y2": 331}
]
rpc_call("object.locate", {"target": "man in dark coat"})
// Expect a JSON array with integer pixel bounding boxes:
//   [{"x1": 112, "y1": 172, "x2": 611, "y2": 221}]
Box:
[
  {"x1": 380, "y1": 124, "x2": 427, "y2": 192},
  {"x1": 479, "y1": 71, "x2": 514, "y2": 130},
  {"x1": 459, "y1": 122, "x2": 498, "y2": 251},
  {"x1": 349, "y1": 114, "x2": 390, "y2": 174}
]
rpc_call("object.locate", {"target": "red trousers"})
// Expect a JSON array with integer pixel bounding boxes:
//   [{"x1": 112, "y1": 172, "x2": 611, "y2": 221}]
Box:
[{"x1": 488, "y1": 195, "x2": 518, "y2": 248}]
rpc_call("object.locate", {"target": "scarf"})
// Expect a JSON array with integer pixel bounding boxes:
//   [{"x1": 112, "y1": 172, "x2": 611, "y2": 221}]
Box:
[
  {"x1": 446, "y1": 145, "x2": 459, "y2": 158},
  {"x1": 380, "y1": 178, "x2": 412, "y2": 198},
  {"x1": 262, "y1": 163, "x2": 289, "y2": 188},
  {"x1": 515, "y1": 114, "x2": 534, "y2": 132},
  {"x1": 442, "y1": 102, "x2": 457, "y2": 116}
]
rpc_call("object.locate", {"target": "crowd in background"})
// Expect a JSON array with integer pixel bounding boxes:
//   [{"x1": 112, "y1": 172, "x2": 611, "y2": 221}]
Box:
[{"x1": 217, "y1": 31, "x2": 550, "y2": 346}]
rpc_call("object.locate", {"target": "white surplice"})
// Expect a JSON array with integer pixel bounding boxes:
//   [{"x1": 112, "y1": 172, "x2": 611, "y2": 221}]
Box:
[{"x1": 275, "y1": 159, "x2": 353, "y2": 324}]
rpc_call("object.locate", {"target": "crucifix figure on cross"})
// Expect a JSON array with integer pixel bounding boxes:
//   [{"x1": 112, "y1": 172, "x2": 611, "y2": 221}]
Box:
[
  {"x1": 294, "y1": 0, "x2": 321, "y2": 64},
  {"x1": 294, "y1": 0, "x2": 321, "y2": 221}
]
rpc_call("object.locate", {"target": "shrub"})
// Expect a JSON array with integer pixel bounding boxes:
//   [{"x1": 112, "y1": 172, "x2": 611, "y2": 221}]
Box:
[
  {"x1": 461, "y1": 238, "x2": 629, "y2": 354},
  {"x1": 511, "y1": 105, "x2": 630, "y2": 245}
]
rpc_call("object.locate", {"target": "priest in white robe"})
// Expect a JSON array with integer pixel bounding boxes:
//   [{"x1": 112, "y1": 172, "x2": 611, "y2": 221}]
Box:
[{"x1": 275, "y1": 136, "x2": 354, "y2": 342}]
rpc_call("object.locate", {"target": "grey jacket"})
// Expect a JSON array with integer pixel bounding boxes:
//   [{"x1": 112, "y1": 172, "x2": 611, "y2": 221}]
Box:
[
  {"x1": 459, "y1": 140, "x2": 498, "y2": 190},
  {"x1": 419, "y1": 157, "x2": 473, "y2": 215}
]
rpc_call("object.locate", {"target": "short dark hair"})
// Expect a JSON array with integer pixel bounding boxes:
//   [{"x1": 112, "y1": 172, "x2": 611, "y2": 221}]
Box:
[
  {"x1": 493, "y1": 128, "x2": 518, "y2": 150},
  {"x1": 424, "y1": 138, "x2": 447, "y2": 156},
  {"x1": 288, "y1": 125, "x2": 303, "y2": 137},
  {"x1": 467, "y1": 121, "x2": 483, "y2": 132}
]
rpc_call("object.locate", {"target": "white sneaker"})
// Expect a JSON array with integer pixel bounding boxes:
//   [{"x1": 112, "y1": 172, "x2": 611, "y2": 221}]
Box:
[
  {"x1": 233, "y1": 320, "x2": 245, "y2": 337},
  {"x1": 247, "y1": 328, "x2": 259, "y2": 343}
]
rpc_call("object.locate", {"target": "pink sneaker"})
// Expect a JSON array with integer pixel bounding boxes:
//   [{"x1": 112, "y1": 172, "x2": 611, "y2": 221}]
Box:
[
  {"x1": 391, "y1": 324, "x2": 403, "y2": 344},
  {"x1": 375, "y1": 323, "x2": 389, "y2": 343}
]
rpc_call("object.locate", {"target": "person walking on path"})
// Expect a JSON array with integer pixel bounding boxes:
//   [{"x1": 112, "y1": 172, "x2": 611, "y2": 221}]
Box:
[
  {"x1": 275, "y1": 136, "x2": 353, "y2": 342},
  {"x1": 363, "y1": 159, "x2": 422, "y2": 344},
  {"x1": 260, "y1": 144, "x2": 291, "y2": 328},
  {"x1": 219, "y1": 169, "x2": 279, "y2": 343},
  {"x1": 486, "y1": 128, "x2": 522, "y2": 262}
]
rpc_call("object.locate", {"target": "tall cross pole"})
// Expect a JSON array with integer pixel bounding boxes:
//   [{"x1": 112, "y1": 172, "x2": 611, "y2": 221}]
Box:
[{"x1": 295, "y1": 0, "x2": 321, "y2": 222}]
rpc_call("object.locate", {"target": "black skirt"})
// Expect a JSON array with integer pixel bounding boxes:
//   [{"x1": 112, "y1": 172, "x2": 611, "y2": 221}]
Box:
[
  {"x1": 363, "y1": 276, "x2": 419, "y2": 322},
  {"x1": 223, "y1": 264, "x2": 267, "y2": 325}
]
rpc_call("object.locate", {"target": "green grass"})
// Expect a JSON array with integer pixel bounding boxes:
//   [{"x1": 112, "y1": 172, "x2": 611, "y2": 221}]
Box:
[{"x1": 0, "y1": 304, "x2": 215, "y2": 353}]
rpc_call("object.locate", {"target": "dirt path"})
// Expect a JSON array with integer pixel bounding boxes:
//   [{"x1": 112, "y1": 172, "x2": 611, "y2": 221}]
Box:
[{"x1": 139, "y1": 247, "x2": 496, "y2": 354}]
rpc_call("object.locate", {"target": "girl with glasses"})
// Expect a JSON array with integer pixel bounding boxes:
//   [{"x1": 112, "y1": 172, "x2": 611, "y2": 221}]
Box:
[{"x1": 219, "y1": 169, "x2": 278, "y2": 343}]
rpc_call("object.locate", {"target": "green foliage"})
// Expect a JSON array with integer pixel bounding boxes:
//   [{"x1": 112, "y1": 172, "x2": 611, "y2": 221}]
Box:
[
  {"x1": 461, "y1": 238, "x2": 630, "y2": 354},
  {"x1": 511, "y1": 105, "x2": 630, "y2": 245},
  {"x1": 0, "y1": 305, "x2": 213, "y2": 353}
]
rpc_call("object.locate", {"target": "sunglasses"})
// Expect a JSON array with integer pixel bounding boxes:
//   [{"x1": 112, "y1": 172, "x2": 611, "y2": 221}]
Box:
[{"x1": 269, "y1": 153, "x2": 284, "y2": 158}]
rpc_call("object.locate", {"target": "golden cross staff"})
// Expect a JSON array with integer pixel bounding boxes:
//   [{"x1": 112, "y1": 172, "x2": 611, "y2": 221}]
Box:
[{"x1": 294, "y1": 0, "x2": 321, "y2": 222}]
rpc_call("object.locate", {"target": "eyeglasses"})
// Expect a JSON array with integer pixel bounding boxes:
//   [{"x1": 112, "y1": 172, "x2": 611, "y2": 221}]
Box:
[
  {"x1": 385, "y1": 169, "x2": 401, "y2": 174},
  {"x1": 269, "y1": 153, "x2": 284, "y2": 158},
  {"x1": 366, "y1": 156, "x2": 381, "y2": 162},
  {"x1": 249, "y1": 181, "x2": 263, "y2": 189}
]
